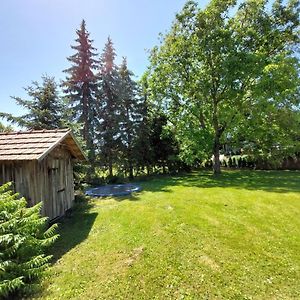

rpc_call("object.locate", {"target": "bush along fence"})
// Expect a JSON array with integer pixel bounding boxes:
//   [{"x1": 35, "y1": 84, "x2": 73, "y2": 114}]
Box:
[{"x1": 204, "y1": 155, "x2": 300, "y2": 170}]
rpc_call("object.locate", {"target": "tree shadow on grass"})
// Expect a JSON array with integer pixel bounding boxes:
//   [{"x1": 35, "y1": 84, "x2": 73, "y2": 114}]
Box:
[
  {"x1": 25, "y1": 202, "x2": 97, "y2": 300},
  {"x1": 49, "y1": 201, "x2": 98, "y2": 263},
  {"x1": 113, "y1": 193, "x2": 142, "y2": 202},
  {"x1": 138, "y1": 170, "x2": 300, "y2": 194},
  {"x1": 89, "y1": 192, "x2": 142, "y2": 203}
]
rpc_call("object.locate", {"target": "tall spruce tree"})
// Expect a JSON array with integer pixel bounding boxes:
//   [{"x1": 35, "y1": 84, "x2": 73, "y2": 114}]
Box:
[
  {"x1": 63, "y1": 20, "x2": 99, "y2": 165},
  {"x1": 119, "y1": 57, "x2": 142, "y2": 178},
  {"x1": 97, "y1": 37, "x2": 121, "y2": 177},
  {"x1": 0, "y1": 75, "x2": 63, "y2": 130},
  {"x1": 134, "y1": 73, "x2": 154, "y2": 175}
]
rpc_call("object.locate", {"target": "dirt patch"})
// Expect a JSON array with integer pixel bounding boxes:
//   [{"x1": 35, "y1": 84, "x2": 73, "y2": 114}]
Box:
[
  {"x1": 124, "y1": 246, "x2": 145, "y2": 267},
  {"x1": 199, "y1": 255, "x2": 220, "y2": 271}
]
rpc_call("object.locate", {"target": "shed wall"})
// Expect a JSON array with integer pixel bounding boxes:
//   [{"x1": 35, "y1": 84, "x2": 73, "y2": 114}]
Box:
[{"x1": 0, "y1": 146, "x2": 75, "y2": 220}]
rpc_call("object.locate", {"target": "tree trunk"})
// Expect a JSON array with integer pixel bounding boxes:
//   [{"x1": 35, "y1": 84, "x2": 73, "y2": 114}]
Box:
[
  {"x1": 127, "y1": 146, "x2": 134, "y2": 179},
  {"x1": 87, "y1": 139, "x2": 95, "y2": 173},
  {"x1": 108, "y1": 156, "x2": 113, "y2": 177},
  {"x1": 128, "y1": 162, "x2": 134, "y2": 180},
  {"x1": 162, "y1": 163, "x2": 166, "y2": 174},
  {"x1": 82, "y1": 85, "x2": 89, "y2": 143},
  {"x1": 213, "y1": 133, "x2": 221, "y2": 175},
  {"x1": 212, "y1": 97, "x2": 223, "y2": 175}
]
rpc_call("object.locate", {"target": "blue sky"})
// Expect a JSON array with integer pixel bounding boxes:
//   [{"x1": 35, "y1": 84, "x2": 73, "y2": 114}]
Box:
[{"x1": 0, "y1": 0, "x2": 208, "y2": 119}]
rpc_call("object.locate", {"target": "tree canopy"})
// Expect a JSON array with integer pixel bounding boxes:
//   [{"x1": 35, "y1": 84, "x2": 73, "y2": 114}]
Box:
[
  {"x1": 96, "y1": 37, "x2": 122, "y2": 177},
  {"x1": 2, "y1": 5, "x2": 299, "y2": 178},
  {"x1": 0, "y1": 122, "x2": 13, "y2": 133},
  {"x1": 147, "y1": 0, "x2": 300, "y2": 174},
  {"x1": 63, "y1": 19, "x2": 99, "y2": 165},
  {"x1": 0, "y1": 75, "x2": 64, "y2": 130}
]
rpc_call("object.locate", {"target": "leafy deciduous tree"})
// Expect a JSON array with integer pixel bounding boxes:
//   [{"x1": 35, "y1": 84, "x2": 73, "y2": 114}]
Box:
[{"x1": 148, "y1": 0, "x2": 300, "y2": 174}]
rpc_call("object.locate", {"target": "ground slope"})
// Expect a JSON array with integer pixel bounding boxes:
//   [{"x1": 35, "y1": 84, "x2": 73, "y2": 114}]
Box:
[{"x1": 36, "y1": 171, "x2": 300, "y2": 299}]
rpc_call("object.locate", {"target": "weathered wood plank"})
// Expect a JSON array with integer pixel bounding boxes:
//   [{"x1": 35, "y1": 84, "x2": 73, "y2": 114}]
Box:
[{"x1": 0, "y1": 145, "x2": 76, "y2": 220}]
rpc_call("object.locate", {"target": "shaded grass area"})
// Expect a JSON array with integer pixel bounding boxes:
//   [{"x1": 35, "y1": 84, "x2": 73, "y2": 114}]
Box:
[
  {"x1": 139, "y1": 169, "x2": 300, "y2": 193},
  {"x1": 50, "y1": 202, "x2": 97, "y2": 263},
  {"x1": 36, "y1": 170, "x2": 300, "y2": 299}
]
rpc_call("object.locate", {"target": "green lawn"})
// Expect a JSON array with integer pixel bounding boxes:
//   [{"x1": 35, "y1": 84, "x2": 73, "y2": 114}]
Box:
[{"x1": 36, "y1": 170, "x2": 300, "y2": 299}]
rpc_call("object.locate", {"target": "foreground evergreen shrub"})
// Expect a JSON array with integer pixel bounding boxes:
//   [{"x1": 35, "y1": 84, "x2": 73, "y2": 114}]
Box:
[{"x1": 0, "y1": 182, "x2": 59, "y2": 298}]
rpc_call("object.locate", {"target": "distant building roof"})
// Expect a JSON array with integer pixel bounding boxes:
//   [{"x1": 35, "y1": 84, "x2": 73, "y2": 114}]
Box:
[{"x1": 0, "y1": 128, "x2": 86, "y2": 161}]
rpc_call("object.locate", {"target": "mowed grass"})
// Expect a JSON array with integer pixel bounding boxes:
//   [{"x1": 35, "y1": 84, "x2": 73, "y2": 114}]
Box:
[{"x1": 36, "y1": 171, "x2": 300, "y2": 299}]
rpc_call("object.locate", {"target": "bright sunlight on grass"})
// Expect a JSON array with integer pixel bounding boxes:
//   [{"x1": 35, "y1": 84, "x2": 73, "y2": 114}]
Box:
[{"x1": 37, "y1": 170, "x2": 300, "y2": 299}]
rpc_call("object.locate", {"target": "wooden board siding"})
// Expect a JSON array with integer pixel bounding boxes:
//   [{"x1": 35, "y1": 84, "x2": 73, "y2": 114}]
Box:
[
  {"x1": 43, "y1": 146, "x2": 74, "y2": 219},
  {"x1": 0, "y1": 145, "x2": 75, "y2": 220},
  {"x1": 0, "y1": 129, "x2": 86, "y2": 220}
]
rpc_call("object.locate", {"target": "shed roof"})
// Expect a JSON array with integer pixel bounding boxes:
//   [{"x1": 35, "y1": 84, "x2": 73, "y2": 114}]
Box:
[{"x1": 0, "y1": 129, "x2": 87, "y2": 161}]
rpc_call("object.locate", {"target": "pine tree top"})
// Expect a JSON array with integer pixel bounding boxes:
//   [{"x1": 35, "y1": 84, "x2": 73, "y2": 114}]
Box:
[
  {"x1": 120, "y1": 57, "x2": 135, "y2": 79},
  {"x1": 2, "y1": 75, "x2": 64, "y2": 130},
  {"x1": 100, "y1": 37, "x2": 118, "y2": 75},
  {"x1": 64, "y1": 20, "x2": 99, "y2": 83}
]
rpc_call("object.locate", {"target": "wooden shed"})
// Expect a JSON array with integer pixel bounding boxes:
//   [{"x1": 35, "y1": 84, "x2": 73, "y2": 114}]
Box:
[{"x1": 0, "y1": 129, "x2": 86, "y2": 220}]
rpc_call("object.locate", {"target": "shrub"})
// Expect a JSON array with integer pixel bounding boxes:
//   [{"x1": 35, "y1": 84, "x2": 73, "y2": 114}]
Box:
[
  {"x1": 106, "y1": 175, "x2": 126, "y2": 184},
  {"x1": 232, "y1": 157, "x2": 237, "y2": 168},
  {"x1": 238, "y1": 158, "x2": 242, "y2": 168},
  {"x1": 88, "y1": 175, "x2": 106, "y2": 186},
  {"x1": 228, "y1": 157, "x2": 233, "y2": 168},
  {"x1": 241, "y1": 158, "x2": 247, "y2": 168},
  {"x1": 0, "y1": 182, "x2": 59, "y2": 298},
  {"x1": 74, "y1": 190, "x2": 87, "y2": 204}
]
